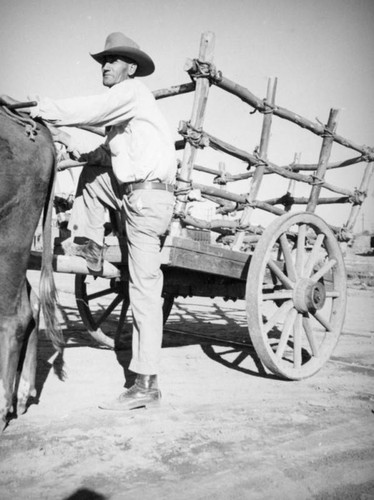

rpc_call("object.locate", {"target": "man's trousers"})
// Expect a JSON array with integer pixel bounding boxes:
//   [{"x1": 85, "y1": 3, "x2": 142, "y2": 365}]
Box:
[{"x1": 68, "y1": 166, "x2": 175, "y2": 375}]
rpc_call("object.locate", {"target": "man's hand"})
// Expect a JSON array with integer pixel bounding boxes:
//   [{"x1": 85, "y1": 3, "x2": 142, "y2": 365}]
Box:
[
  {"x1": 47, "y1": 124, "x2": 81, "y2": 160},
  {"x1": 48, "y1": 124, "x2": 72, "y2": 147}
]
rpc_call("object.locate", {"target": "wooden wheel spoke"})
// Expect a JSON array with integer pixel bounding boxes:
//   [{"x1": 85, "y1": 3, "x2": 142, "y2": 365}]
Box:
[
  {"x1": 295, "y1": 224, "x2": 306, "y2": 277},
  {"x1": 232, "y1": 351, "x2": 249, "y2": 366},
  {"x1": 293, "y1": 313, "x2": 302, "y2": 368},
  {"x1": 276, "y1": 308, "x2": 297, "y2": 358},
  {"x1": 262, "y1": 290, "x2": 294, "y2": 301},
  {"x1": 304, "y1": 233, "x2": 325, "y2": 277},
  {"x1": 313, "y1": 310, "x2": 333, "y2": 332},
  {"x1": 263, "y1": 300, "x2": 294, "y2": 334},
  {"x1": 279, "y1": 233, "x2": 297, "y2": 281},
  {"x1": 87, "y1": 287, "x2": 114, "y2": 301},
  {"x1": 95, "y1": 294, "x2": 124, "y2": 329},
  {"x1": 311, "y1": 258, "x2": 337, "y2": 282},
  {"x1": 302, "y1": 314, "x2": 319, "y2": 357},
  {"x1": 217, "y1": 347, "x2": 242, "y2": 356},
  {"x1": 267, "y1": 259, "x2": 294, "y2": 289}
]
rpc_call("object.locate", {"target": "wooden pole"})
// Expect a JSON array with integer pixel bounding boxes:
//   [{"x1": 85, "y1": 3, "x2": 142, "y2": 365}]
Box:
[
  {"x1": 307, "y1": 109, "x2": 340, "y2": 213},
  {"x1": 345, "y1": 161, "x2": 374, "y2": 232},
  {"x1": 190, "y1": 155, "x2": 365, "y2": 185},
  {"x1": 186, "y1": 127, "x2": 356, "y2": 196},
  {"x1": 28, "y1": 253, "x2": 121, "y2": 278},
  {"x1": 153, "y1": 82, "x2": 195, "y2": 100},
  {"x1": 264, "y1": 195, "x2": 352, "y2": 206},
  {"x1": 232, "y1": 77, "x2": 277, "y2": 249},
  {"x1": 172, "y1": 32, "x2": 216, "y2": 234},
  {"x1": 212, "y1": 73, "x2": 374, "y2": 160}
]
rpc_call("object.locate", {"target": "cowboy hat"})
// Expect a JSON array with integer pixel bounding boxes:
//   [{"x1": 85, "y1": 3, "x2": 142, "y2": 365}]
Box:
[{"x1": 90, "y1": 32, "x2": 155, "y2": 77}]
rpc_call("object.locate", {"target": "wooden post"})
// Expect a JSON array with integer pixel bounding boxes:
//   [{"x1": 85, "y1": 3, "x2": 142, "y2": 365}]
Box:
[
  {"x1": 171, "y1": 32, "x2": 215, "y2": 235},
  {"x1": 345, "y1": 161, "x2": 374, "y2": 232},
  {"x1": 285, "y1": 152, "x2": 300, "y2": 211},
  {"x1": 306, "y1": 109, "x2": 340, "y2": 213},
  {"x1": 232, "y1": 77, "x2": 277, "y2": 250},
  {"x1": 218, "y1": 161, "x2": 226, "y2": 189}
]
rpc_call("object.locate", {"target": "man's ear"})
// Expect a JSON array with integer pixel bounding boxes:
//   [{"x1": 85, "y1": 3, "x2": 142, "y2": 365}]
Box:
[{"x1": 129, "y1": 63, "x2": 137, "y2": 76}]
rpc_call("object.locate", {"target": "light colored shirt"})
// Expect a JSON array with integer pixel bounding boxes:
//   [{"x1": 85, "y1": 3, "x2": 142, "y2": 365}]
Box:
[{"x1": 31, "y1": 79, "x2": 177, "y2": 184}]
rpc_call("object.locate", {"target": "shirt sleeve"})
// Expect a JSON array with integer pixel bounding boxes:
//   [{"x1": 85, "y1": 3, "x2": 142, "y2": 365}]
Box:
[
  {"x1": 80, "y1": 143, "x2": 112, "y2": 167},
  {"x1": 30, "y1": 82, "x2": 137, "y2": 128}
]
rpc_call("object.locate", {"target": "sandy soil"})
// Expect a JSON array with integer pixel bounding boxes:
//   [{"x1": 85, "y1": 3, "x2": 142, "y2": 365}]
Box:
[{"x1": 0, "y1": 267, "x2": 374, "y2": 500}]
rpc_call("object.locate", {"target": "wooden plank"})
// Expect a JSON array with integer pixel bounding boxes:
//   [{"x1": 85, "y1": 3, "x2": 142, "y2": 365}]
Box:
[
  {"x1": 48, "y1": 234, "x2": 250, "y2": 280},
  {"x1": 163, "y1": 236, "x2": 250, "y2": 279}
]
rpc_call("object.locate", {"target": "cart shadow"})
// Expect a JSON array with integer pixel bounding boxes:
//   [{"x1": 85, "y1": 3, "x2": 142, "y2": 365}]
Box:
[
  {"x1": 114, "y1": 300, "x2": 282, "y2": 383},
  {"x1": 162, "y1": 300, "x2": 282, "y2": 380},
  {"x1": 29, "y1": 297, "x2": 281, "y2": 414}
]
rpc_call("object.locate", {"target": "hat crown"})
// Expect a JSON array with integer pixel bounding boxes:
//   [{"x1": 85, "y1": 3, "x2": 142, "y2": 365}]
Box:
[
  {"x1": 104, "y1": 32, "x2": 140, "y2": 51},
  {"x1": 90, "y1": 32, "x2": 155, "y2": 76}
]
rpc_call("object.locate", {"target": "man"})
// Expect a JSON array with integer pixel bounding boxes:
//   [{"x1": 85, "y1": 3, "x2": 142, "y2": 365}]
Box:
[{"x1": 28, "y1": 32, "x2": 177, "y2": 410}]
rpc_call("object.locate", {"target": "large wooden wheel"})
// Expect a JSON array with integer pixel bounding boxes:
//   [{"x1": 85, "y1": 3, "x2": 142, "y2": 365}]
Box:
[
  {"x1": 75, "y1": 274, "x2": 175, "y2": 349},
  {"x1": 246, "y1": 212, "x2": 347, "y2": 380}
]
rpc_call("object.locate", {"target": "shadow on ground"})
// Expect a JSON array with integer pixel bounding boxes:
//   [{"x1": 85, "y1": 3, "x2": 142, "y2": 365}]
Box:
[{"x1": 27, "y1": 296, "x2": 276, "y2": 415}]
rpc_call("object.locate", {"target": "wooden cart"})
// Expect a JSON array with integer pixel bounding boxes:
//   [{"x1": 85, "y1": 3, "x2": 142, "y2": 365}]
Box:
[{"x1": 29, "y1": 32, "x2": 374, "y2": 381}]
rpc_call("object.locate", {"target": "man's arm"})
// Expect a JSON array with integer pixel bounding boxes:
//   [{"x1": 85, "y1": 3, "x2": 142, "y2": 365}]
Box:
[
  {"x1": 49, "y1": 124, "x2": 111, "y2": 167},
  {"x1": 80, "y1": 144, "x2": 112, "y2": 167},
  {"x1": 29, "y1": 82, "x2": 136, "y2": 129}
]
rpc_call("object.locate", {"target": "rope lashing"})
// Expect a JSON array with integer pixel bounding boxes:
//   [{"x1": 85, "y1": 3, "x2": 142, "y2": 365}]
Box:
[
  {"x1": 262, "y1": 98, "x2": 274, "y2": 115},
  {"x1": 175, "y1": 175, "x2": 193, "y2": 196},
  {"x1": 249, "y1": 99, "x2": 275, "y2": 116},
  {"x1": 349, "y1": 189, "x2": 366, "y2": 205},
  {"x1": 361, "y1": 146, "x2": 374, "y2": 162},
  {"x1": 316, "y1": 118, "x2": 336, "y2": 139},
  {"x1": 178, "y1": 121, "x2": 210, "y2": 149},
  {"x1": 252, "y1": 150, "x2": 268, "y2": 168},
  {"x1": 336, "y1": 226, "x2": 353, "y2": 242},
  {"x1": 186, "y1": 58, "x2": 222, "y2": 84},
  {"x1": 309, "y1": 173, "x2": 325, "y2": 185},
  {"x1": 280, "y1": 192, "x2": 295, "y2": 207},
  {"x1": 213, "y1": 171, "x2": 232, "y2": 185}
]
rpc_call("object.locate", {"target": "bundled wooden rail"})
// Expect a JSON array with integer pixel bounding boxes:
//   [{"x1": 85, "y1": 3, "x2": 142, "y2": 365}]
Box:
[{"x1": 152, "y1": 31, "x2": 373, "y2": 247}]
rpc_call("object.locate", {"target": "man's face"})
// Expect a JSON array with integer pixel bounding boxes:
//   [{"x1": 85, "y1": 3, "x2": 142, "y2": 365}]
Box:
[{"x1": 101, "y1": 55, "x2": 137, "y2": 87}]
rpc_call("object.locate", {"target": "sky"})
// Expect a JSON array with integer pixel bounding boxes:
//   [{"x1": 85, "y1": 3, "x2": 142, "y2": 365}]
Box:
[{"x1": 1, "y1": 0, "x2": 373, "y2": 231}]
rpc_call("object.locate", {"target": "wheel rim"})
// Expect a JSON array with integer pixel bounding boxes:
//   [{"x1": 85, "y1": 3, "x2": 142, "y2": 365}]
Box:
[
  {"x1": 75, "y1": 274, "x2": 174, "y2": 349},
  {"x1": 246, "y1": 212, "x2": 347, "y2": 380}
]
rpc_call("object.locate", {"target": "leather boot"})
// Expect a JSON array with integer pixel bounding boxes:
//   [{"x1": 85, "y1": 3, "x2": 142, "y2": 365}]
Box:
[
  {"x1": 64, "y1": 238, "x2": 104, "y2": 273},
  {"x1": 98, "y1": 375, "x2": 161, "y2": 411}
]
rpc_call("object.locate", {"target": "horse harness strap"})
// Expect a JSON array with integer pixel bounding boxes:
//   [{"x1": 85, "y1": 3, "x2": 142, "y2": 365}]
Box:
[{"x1": 0, "y1": 105, "x2": 38, "y2": 141}]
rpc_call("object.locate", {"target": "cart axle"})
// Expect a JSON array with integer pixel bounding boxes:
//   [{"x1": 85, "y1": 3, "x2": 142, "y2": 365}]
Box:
[{"x1": 293, "y1": 278, "x2": 326, "y2": 313}]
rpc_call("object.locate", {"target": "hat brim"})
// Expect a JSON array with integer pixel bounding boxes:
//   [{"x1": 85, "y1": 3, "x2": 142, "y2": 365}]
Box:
[{"x1": 90, "y1": 46, "x2": 155, "y2": 77}]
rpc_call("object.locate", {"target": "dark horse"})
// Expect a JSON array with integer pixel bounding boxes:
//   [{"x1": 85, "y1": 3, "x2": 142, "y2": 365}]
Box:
[{"x1": 0, "y1": 105, "x2": 64, "y2": 426}]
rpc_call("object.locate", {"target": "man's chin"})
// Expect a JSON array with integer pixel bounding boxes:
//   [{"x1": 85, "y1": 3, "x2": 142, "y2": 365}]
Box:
[{"x1": 102, "y1": 77, "x2": 114, "y2": 88}]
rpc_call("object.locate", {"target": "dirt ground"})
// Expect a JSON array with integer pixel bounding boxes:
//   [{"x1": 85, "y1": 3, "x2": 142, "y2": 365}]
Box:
[{"x1": 1, "y1": 256, "x2": 374, "y2": 500}]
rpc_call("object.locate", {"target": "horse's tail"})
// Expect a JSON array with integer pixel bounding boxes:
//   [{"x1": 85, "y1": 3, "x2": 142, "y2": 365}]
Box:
[{"x1": 39, "y1": 154, "x2": 64, "y2": 352}]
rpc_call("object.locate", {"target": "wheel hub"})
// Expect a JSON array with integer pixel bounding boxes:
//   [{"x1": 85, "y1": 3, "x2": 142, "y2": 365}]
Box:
[{"x1": 293, "y1": 278, "x2": 326, "y2": 313}]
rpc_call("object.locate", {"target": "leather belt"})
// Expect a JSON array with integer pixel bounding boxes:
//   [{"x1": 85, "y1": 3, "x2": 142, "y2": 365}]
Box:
[{"x1": 122, "y1": 181, "x2": 174, "y2": 196}]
